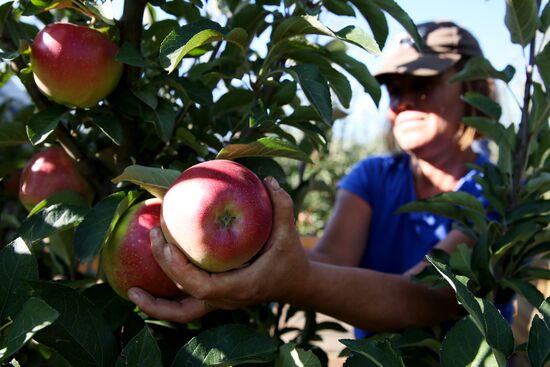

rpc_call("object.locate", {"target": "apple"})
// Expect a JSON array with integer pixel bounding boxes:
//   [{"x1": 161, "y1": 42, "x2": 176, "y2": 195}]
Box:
[
  {"x1": 19, "y1": 147, "x2": 94, "y2": 210},
  {"x1": 31, "y1": 22, "x2": 123, "y2": 108},
  {"x1": 161, "y1": 159, "x2": 273, "y2": 273},
  {"x1": 101, "y1": 198, "x2": 180, "y2": 299}
]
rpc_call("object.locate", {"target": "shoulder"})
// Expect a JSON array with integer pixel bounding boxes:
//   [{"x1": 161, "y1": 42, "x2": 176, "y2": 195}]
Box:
[{"x1": 349, "y1": 153, "x2": 410, "y2": 175}]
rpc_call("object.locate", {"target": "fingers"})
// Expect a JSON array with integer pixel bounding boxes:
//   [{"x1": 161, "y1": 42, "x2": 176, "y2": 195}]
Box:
[
  {"x1": 149, "y1": 227, "x2": 214, "y2": 299},
  {"x1": 264, "y1": 176, "x2": 296, "y2": 228},
  {"x1": 127, "y1": 287, "x2": 212, "y2": 324}
]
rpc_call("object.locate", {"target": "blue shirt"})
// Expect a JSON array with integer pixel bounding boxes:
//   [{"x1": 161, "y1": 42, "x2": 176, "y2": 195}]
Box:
[{"x1": 337, "y1": 153, "x2": 502, "y2": 338}]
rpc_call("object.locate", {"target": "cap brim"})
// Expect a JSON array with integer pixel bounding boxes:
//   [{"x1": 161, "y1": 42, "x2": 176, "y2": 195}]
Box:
[{"x1": 374, "y1": 48, "x2": 461, "y2": 83}]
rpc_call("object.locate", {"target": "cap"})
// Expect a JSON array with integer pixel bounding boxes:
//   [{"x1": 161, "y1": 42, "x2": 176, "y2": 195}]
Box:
[{"x1": 375, "y1": 21, "x2": 483, "y2": 83}]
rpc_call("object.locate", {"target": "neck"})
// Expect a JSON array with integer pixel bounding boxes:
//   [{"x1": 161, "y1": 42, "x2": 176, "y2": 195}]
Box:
[{"x1": 410, "y1": 148, "x2": 476, "y2": 199}]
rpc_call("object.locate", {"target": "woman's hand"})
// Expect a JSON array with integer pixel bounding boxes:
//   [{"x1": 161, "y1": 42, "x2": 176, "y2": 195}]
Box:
[{"x1": 127, "y1": 177, "x2": 310, "y2": 323}]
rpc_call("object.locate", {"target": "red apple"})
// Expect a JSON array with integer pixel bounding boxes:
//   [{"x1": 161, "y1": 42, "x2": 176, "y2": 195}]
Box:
[
  {"x1": 31, "y1": 22, "x2": 123, "y2": 108},
  {"x1": 101, "y1": 198, "x2": 180, "y2": 299},
  {"x1": 161, "y1": 159, "x2": 273, "y2": 272},
  {"x1": 19, "y1": 147, "x2": 94, "y2": 210}
]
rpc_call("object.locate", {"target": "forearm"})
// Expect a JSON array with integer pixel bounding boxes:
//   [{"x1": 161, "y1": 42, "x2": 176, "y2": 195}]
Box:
[{"x1": 282, "y1": 261, "x2": 461, "y2": 332}]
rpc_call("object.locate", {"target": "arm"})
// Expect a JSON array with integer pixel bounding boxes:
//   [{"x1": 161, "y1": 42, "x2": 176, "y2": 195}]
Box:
[
  {"x1": 307, "y1": 189, "x2": 372, "y2": 266},
  {"x1": 128, "y1": 177, "x2": 460, "y2": 332}
]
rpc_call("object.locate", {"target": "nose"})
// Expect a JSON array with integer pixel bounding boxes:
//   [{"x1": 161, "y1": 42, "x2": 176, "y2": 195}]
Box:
[{"x1": 389, "y1": 91, "x2": 422, "y2": 113}]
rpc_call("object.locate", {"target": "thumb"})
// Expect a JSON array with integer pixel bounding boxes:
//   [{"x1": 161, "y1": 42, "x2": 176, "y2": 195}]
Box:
[{"x1": 264, "y1": 176, "x2": 295, "y2": 228}]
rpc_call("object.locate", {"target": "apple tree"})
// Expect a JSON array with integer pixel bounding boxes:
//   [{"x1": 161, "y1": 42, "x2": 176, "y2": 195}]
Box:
[{"x1": 0, "y1": 0, "x2": 549, "y2": 366}]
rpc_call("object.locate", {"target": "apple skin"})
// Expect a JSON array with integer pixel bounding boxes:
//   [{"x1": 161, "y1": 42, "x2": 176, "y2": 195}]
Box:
[
  {"x1": 101, "y1": 199, "x2": 180, "y2": 300},
  {"x1": 18, "y1": 147, "x2": 94, "y2": 210},
  {"x1": 31, "y1": 22, "x2": 123, "y2": 108},
  {"x1": 161, "y1": 159, "x2": 273, "y2": 273}
]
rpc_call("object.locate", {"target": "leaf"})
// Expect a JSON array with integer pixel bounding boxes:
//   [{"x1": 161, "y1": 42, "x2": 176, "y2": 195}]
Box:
[
  {"x1": 160, "y1": 19, "x2": 227, "y2": 74},
  {"x1": 450, "y1": 57, "x2": 515, "y2": 83},
  {"x1": 115, "y1": 326, "x2": 162, "y2": 367},
  {"x1": 0, "y1": 238, "x2": 38, "y2": 322},
  {"x1": 92, "y1": 111, "x2": 124, "y2": 146},
  {"x1": 0, "y1": 297, "x2": 59, "y2": 362},
  {"x1": 449, "y1": 243, "x2": 475, "y2": 279},
  {"x1": 112, "y1": 165, "x2": 181, "y2": 199},
  {"x1": 348, "y1": 0, "x2": 388, "y2": 47},
  {"x1": 501, "y1": 278, "x2": 544, "y2": 310},
  {"x1": 275, "y1": 343, "x2": 321, "y2": 367},
  {"x1": 427, "y1": 253, "x2": 515, "y2": 360},
  {"x1": 528, "y1": 314, "x2": 550, "y2": 367},
  {"x1": 30, "y1": 281, "x2": 118, "y2": 367},
  {"x1": 27, "y1": 190, "x2": 89, "y2": 217},
  {"x1": 340, "y1": 338, "x2": 405, "y2": 367},
  {"x1": 82, "y1": 284, "x2": 137, "y2": 332},
  {"x1": 217, "y1": 137, "x2": 312, "y2": 162},
  {"x1": 74, "y1": 191, "x2": 140, "y2": 262},
  {"x1": 535, "y1": 42, "x2": 550, "y2": 92},
  {"x1": 541, "y1": 1, "x2": 550, "y2": 31},
  {"x1": 0, "y1": 121, "x2": 27, "y2": 146},
  {"x1": 16, "y1": 204, "x2": 88, "y2": 244},
  {"x1": 289, "y1": 64, "x2": 332, "y2": 125},
  {"x1": 175, "y1": 127, "x2": 209, "y2": 157},
  {"x1": 26, "y1": 105, "x2": 68, "y2": 145},
  {"x1": 504, "y1": 0, "x2": 539, "y2": 47},
  {"x1": 462, "y1": 117, "x2": 515, "y2": 149},
  {"x1": 323, "y1": 0, "x2": 355, "y2": 17},
  {"x1": 272, "y1": 15, "x2": 380, "y2": 55},
  {"x1": 171, "y1": 324, "x2": 278, "y2": 367},
  {"x1": 116, "y1": 43, "x2": 147, "y2": 67},
  {"x1": 142, "y1": 99, "x2": 178, "y2": 142},
  {"x1": 461, "y1": 91, "x2": 502, "y2": 120},
  {"x1": 371, "y1": 0, "x2": 421, "y2": 46},
  {"x1": 440, "y1": 317, "x2": 499, "y2": 367},
  {"x1": 132, "y1": 85, "x2": 158, "y2": 109},
  {"x1": 325, "y1": 50, "x2": 381, "y2": 104}
]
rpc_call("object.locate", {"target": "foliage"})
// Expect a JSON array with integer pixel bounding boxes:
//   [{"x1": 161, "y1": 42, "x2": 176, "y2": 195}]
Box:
[{"x1": 0, "y1": 0, "x2": 548, "y2": 367}]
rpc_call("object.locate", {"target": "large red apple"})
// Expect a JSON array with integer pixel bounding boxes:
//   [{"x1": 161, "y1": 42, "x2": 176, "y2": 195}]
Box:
[
  {"x1": 19, "y1": 147, "x2": 94, "y2": 210},
  {"x1": 101, "y1": 199, "x2": 180, "y2": 299},
  {"x1": 31, "y1": 22, "x2": 123, "y2": 108},
  {"x1": 161, "y1": 160, "x2": 273, "y2": 273}
]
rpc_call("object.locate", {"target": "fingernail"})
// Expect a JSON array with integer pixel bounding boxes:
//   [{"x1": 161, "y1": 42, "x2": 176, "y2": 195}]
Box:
[
  {"x1": 127, "y1": 288, "x2": 141, "y2": 302},
  {"x1": 164, "y1": 243, "x2": 172, "y2": 258},
  {"x1": 266, "y1": 176, "x2": 280, "y2": 190}
]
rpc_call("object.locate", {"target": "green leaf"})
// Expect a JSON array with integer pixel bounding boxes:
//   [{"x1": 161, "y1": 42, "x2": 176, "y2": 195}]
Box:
[
  {"x1": 505, "y1": 0, "x2": 539, "y2": 47},
  {"x1": 440, "y1": 316, "x2": 499, "y2": 367},
  {"x1": 116, "y1": 42, "x2": 147, "y2": 67},
  {"x1": 340, "y1": 338, "x2": 405, "y2": 367},
  {"x1": 112, "y1": 165, "x2": 181, "y2": 199},
  {"x1": 535, "y1": 42, "x2": 550, "y2": 92},
  {"x1": 30, "y1": 281, "x2": 118, "y2": 367},
  {"x1": 462, "y1": 117, "x2": 515, "y2": 149},
  {"x1": 427, "y1": 253, "x2": 515, "y2": 360},
  {"x1": 115, "y1": 326, "x2": 162, "y2": 367},
  {"x1": 449, "y1": 243, "x2": 475, "y2": 279},
  {"x1": 325, "y1": 50, "x2": 381, "y2": 104},
  {"x1": 0, "y1": 121, "x2": 27, "y2": 146},
  {"x1": 272, "y1": 15, "x2": 380, "y2": 55},
  {"x1": 142, "y1": 99, "x2": 178, "y2": 142},
  {"x1": 0, "y1": 238, "x2": 38, "y2": 321},
  {"x1": 26, "y1": 105, "x2": 68, "y2": 145},
  {"x1": 450, "y1": 57, "x2": 515, "y2": 83},
  {"x1": 82, "y1": 284, "x2": 137, "y2": 332},
  {"x1": 160, "y1": 19, "x2": 227, "y2": 74},
  {"x1": 461, "y1": 91, "x2": 502, "y2": 120},
  {"x1": 323, "y1": 0, "x2": 355, "y2": 17},
  {"x1": 528, "y1": 314, "x2": 550, "y2": 367},
  {"x1": 27, "y1": 190, "x2": 89, "y2": 217},
  {"x1": 348, "y1": 0, "x2": 388, "y2": 47},
  {"x1": 217, "y1": 137, "x2": 312, "y2": 162},
  {"x1": 175, "y1": 127, "x2": 209, "y2": 157},
  {"x1": 0, "y1": 297, "x2": 59, "y2": 362},
  {"x1": 541, "y1": 1, "x2": 550, "y2": 31},
  {"x1": 91, "y1": 111, "x2": 124, "y2": 146},
  {"x1": 172, "y1": 324, "x2": 278, "y2": 367},
  {"x1": 271, "y1": 79, "x2": 297, "y2": 107},
  {"x1": 371, "y1": 0, "x2": 421, "y2": 46},
  {"x1": 289, "y1": 64, "x2": 333, "y2": 125},
  {"x1": 16, "y1": 204, "x2": 88, "y2": 244},
  {"x1": 74, "y1": 191, "x2": 140, "y2": 262},
  {"x1": 502, "y1": 278, "x2": 544, "y2": 310},
  {"x1": 275, "y1": 342, "x2": 321, "y2": 367}
]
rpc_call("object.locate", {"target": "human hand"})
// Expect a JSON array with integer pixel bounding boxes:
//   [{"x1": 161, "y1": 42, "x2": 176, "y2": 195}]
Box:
[{"x1": 127, "y1": 176, "x2": 310, "y2": 323}]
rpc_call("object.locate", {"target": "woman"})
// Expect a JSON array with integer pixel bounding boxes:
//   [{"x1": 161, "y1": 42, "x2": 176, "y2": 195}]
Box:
[{"x1": 127, "y1": 21, "x2": 502, "y2": 334}]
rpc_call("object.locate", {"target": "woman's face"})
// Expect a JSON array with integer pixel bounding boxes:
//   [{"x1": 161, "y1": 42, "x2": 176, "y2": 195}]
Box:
[{"x1": 385, "y1": 70, "x2": 466, "y2": 157}]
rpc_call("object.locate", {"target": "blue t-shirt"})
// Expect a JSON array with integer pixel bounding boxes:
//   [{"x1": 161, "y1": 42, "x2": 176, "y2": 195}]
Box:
[{"x1": 337, "y1": 153, "x2": 509, "y2": 338}]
